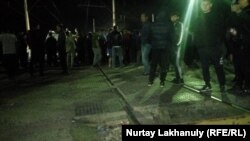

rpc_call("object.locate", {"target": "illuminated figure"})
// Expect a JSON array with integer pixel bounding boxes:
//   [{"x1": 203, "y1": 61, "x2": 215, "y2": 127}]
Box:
[
  {"x1": 170, "y1": 11, "x2": 184, "y2": 85},
  {"x1": 193, "y1": 0, "x2": 226, "y2": 93}
]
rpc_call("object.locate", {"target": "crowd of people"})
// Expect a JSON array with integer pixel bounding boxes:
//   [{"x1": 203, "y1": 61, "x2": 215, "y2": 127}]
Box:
[
  {"x1": 0, "y1": 0, "x2": 249, "y2": 95},
  {"x1": 140, "y1": 0, "x2": 250, "y2": 95},
  {"x1": 0, "y1": 24, "x2": 141, "y2": 77}
]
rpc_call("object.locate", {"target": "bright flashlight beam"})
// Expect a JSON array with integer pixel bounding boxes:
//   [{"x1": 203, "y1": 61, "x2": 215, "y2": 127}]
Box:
[
  {"x1": 182, "y1": 0, "x2": 196, "y2": 51},
  {"x1": 184, "y1": 0, "x2": 196, "y2": 27}
]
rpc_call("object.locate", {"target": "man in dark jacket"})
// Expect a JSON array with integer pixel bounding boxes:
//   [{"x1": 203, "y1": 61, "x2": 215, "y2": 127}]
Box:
[
  {"x1": 194, "y1": 0, "x2": 226, "y2": 93},
  {"x1": 45, "y1": 31, "x2": 57, "y2": 67},
  {"x1": 170, "y1": 11, "x2": 184, "y2": 84},
  {"x1": 230, "y1": 0, "x2": 250, "y2": 94},
  {"x1": 226, "y1": 0, "x2": 243, "y2": 93},
  {"x1": 147, "y1": 11, "x2": 174, "y2": 87},
  {"x1": 110, "y1": 26, "x2": 123, "y2": 67},
  {"x1": 140, "y1": 12, "x2": 151, "y2": 75},
  {"x1": 28, "y1": 24, "x2": 45, "y2": 76},
  {"x1": 56, "y1": 24, "x2": 68, "y2": 74}
]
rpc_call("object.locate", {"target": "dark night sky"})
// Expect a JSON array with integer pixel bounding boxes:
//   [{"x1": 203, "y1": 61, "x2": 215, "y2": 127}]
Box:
[{"x1": 1, "y1": 0, "x2": 219, "y2": 33}]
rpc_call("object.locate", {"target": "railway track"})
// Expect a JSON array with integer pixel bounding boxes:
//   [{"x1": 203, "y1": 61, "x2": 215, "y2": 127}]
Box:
[{"x1": 97, "y1": 65, "x2": 250, "y2": 124}]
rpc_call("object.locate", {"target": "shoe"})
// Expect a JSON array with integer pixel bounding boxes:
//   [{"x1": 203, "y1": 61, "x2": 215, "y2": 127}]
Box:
[
  {"x1": 171, "y1": 78, "x2": 184, "y2": 85},
  {"x1": 171, "y1": 78, "x2": 179, "y2": 84},
  {"x1": 232, "y1": 77, "x2": 238, "y2": 83},
  {"x1": 200, "y1": 85, "x2": 212, "y2": 93},
  {"x1": 160, "y1": 81, "x2": 165, "y2": 87},
  {"x1": 227, "y1": 85, "x2": 242, "y2": 94},
  {"x1": 241, "y1": 89, "x2": 250, "y2": 95},
  {"x1": 179, "y1": 79, "x2": 184, "y2": 84},
  {"x1": 148, "y1": 81, "x2": 153, "y2": 86},
  {"x1": 62, "y1": 71, "x2": 69, "y2": 75},
  {"x1": 220, "y1": 85, "x2": 225, "y2": 93}
]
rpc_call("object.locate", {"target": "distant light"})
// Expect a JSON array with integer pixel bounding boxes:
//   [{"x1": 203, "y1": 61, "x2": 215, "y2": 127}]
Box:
[{"x1": 152, "y1": 14, "x2": 155, "y2": 22}]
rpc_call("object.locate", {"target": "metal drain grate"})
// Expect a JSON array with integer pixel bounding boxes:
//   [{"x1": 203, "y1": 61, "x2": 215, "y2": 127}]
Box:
[{"x1": 75, "y1": 103, "x2": 103, "y2": 116}]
